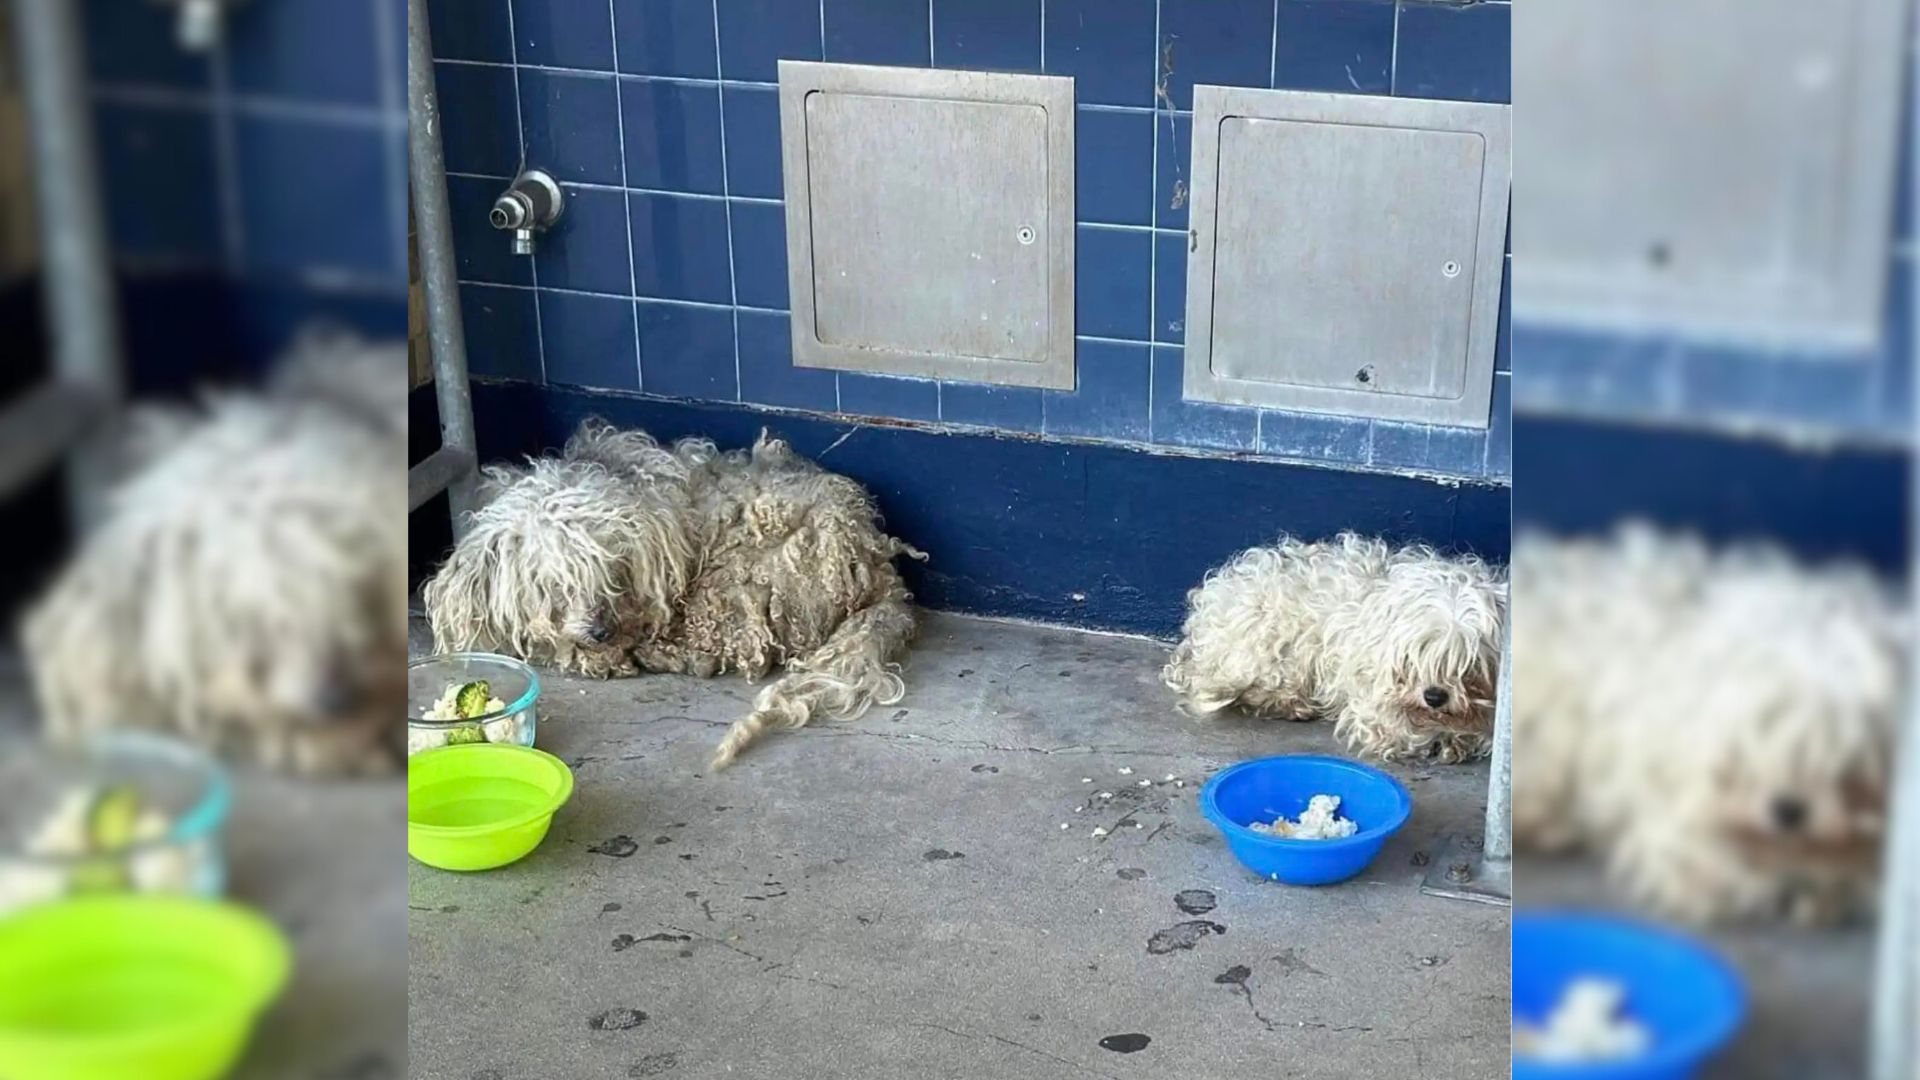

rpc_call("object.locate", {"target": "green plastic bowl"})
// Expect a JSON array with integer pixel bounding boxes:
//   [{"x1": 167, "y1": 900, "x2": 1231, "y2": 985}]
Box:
[
  {"x1": 0, "y1": 895, "x2": 290, "y2": 1080},
  {"x1": 407, "y1": 744, "x2": 574, "y2": 871}
]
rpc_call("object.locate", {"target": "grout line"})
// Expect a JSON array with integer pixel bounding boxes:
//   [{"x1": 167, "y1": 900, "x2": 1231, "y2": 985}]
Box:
[
  {"x1": 1389, "y1": 0, "x2": 1401, "y2": 95},
  {"x1": 712, "y1": 0, "x2": 743, "y2": 402},
  {"x1": 819, "y1": 0, "x2": 828, "y2": 59},
  {"x1": 1080, "y1": 102, "x2": 1177, "y2": 116},
  {"x1": 434, "y1": 56, "x2": 780, "y2": 90},
  {"x1": 503, "y1": 0, "x2": 545, "y2": 383},
  {"x1": 1146, "y1": 0, "x2": 1163, "y2": 433},
  {"x1": 370, "y1": 0, "x2": 407, "y2": 280},
  {"x1": 927, "y1": 0, "x2": 936, "y2": 66},
  {"x1": 446, "y1": 171, "x2": 781, "y2": 204},
  {"x1": 1269, "y1": 0, "x2": 1280, "y2": 88},
  {"x1": 609, "y1": 0, "x2": 643, "y2": 392},
  {"x1": 1038, "y1": 0, "x2": 1046, "y2": 71},
  {"x1": 91, "y1": 82, "x2": 407, "y2": 128},
  {"x1": 207, "y1": 35, "x2": 245, "y2": 272}
]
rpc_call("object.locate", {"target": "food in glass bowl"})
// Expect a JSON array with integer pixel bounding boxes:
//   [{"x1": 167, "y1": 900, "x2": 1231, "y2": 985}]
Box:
[
  {"x1": 0, "y1": 734, "x2": 228, "y2": 918},
  {"x1": 408, "y1": 653, "x2": 540, "y2": 755}
]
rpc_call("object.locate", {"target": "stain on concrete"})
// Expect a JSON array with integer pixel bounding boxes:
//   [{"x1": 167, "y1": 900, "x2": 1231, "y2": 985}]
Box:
[
  {"x1": 1116, "y1": 868, "x2": 1147, "y2": 881},
  {"x1": 629, "y1": 1053, "x2": 680, "y2": 1077},
  {"x1": 969, "y1": 763, "x2": 999, "y2": 774},
  {"x1": 588, "y1": 1008, "x2": 648, "y2": 1032},
  {"x1": 1146, "y1": 920, "x2": 1227, "y2": 954},
  {"x1": 956, "y1": 669, "x2": 975, "y2": 678},
  {"x1": 1174, "y1": 889, "x2": 1217, "y2": 915},
  {"x1": 922, "y1": 848, "x2": 966, "y2": 862},
  {"x1": 611, "y1": 934, "x2": 636, "y2": 952},
  {"x1": 1410, "y1": 851, "x2": 1431, "y2": 867},
  {"x1": 1269, "y1": 948, "x2": 1327, "y2": 978},
  {"x1": 1415, "y1": 954, "x2": 1450, "y2": 968},
  {"x1": 1098, "y1": 1033, "x2": 1152, "y2": 1053},
  {"x1": 1214, "y1": 965, "x2": 1252, "y2": 985},
  {"x1": 654, "y1": 836, "x2": 673, "y2": 845},
  {"x1": 601, "y1": 902, "x2": 623, "y2": 915},
  {"x1": 589, "y1": 836, "x2": 639, "y2": 858},
  {"x1": 678, "y1": 853, "x2": 696, "y2": 861},
  {"x1": 890, "y1": 710, "x2": 908, "y2": 722}
]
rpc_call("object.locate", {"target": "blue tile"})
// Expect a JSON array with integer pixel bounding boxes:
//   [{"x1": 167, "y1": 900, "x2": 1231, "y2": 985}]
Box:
[
  {"x1": 520, "y1": 70, "x2": 624, "y2": 184},
  {"x1": 1159, "y1": 0, "x2": 1274, "y2": 110},
  {"x1": 1486, "y1": 373, "x2": 1511, "y2": 478},
  {"x1": 1153, "y1": 113, "x2": 1192, "y2": 231},
  {"x1": 722, "y1": 86, "x2": 784, "y2": 199},
  {"x1": 535, "y1": 187, "x2": 632, "y2": 294},
  {"x1": 613, "y1": 0, "x2": 719, "y2": 77},
  {"x1": 1427, "y1": 426, "x2": 1487, "y2": 477},
  {"x1": 1045, "y1": 340, "x2": 1151, "y2": 440},
  {"x1": 1153, "y1": 232, "x2": 1187, "y2": 344},
  {"x1": 1076, "y1": 110, "x2": 1153, "y2": 226},
  {"x1": 838, "y1": 372, "x2": 941, "y2": 420},
  {"x1": 718, "y1": 0, "x2": 823, "y2": 81},
  {"x1": 621, "y1": 80, "x2": 727, "y2": 193},
  {"x1": 426, "y1": 0, "x2": 514, "y2": 62},
  {"x1": 447, "y1": 173, "x2": 534, "y2": 286},
  {"x1": 823, "y1": 0, "x2": 930, "y2": 67},
  {"x1": 941, "y1": 383, "x2": 1043, "y2": 432},
  {"x1": 1076, "y1": 227, "x2": 1151, "y2": 340},
  {"x1": 729, "y1": 201, "x2": 790, "y2": 309},
  {"x1": 1272, "y1": 0, "x2": 1393, "y2": 95},
  {"x1": 638, "y1": 302, "x2": 738, "y2": 398},
  {"x1": 460, "y1": 283, "x2": 543, "y2": 381},
  {"x1": 1258, "y1": 409, "x2": 1371, "y2": 464},
  {"x1": 235, "y1": 116, "x2": 397, "y2": 278},
  {"x1": 1148, "y1": 346, "x2": 1256, "y2": 450},
  {"x1": 1679, "y1": 348, "x2": 1872, "y2": 429},
  {"x1": 738, "y1": 310, "x2": 837, "y2": 410},
  {"x1": 1875, "y1": 257, "x2": 1913, "y2": 434},
  {"x1": 933, "y1": 0, "x2": 1040, "y2": 72},
  {"x1": 541, "y1": 291, "x2": 640, "y2": 389},
  {"x1": 1369, "y1": 422, "x2": 1430, "y2": 470},
  {"x1": 513, "y1": 0, "x2": 616, "y2": 70},
  {"x1": 93, "y1": 103, "x2": 220, "y2": 263},
  {"x1": 84, "y1": 0, "x2": 211, "y2": 86},
  {"x1": 1043, "y1": 0, "x2": 1156, "y2": 107},
  {"x1": 435, "y1": 62, "x2": 521, "y2": 176},
  {"x1": 1509, "y1": 324, "x2": 1677, "y2": 417},
  {"x1": 1496, "y1": 260, "x2": 1511, "y2": 372},
  {"x1": 629, "y1": 193, "x2": 734, "y2": 303},
  {"x1": 1394, "y1": 2, "x2": 1510, "y2": 104},
  {"x1": 229, "y1": 0, "x2": 380, "y2": 104}
]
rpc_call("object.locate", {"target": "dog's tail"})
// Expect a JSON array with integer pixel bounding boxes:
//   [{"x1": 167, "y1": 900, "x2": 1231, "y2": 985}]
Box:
[{"x1": 709, "y1": 579, "x2": 918, "y2": 770}]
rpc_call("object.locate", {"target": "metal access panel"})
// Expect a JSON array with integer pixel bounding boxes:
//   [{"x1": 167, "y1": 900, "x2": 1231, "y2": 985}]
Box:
[
  {"x1": 1515, "y1": 0, "x2": 1907, "y2": 352},
  {"x1": 1184, "y1": 87, "x2": 1510, "y2": 428},
  {"x1": 779, "y1": 61, "x2": 1076, "y2": 389}
]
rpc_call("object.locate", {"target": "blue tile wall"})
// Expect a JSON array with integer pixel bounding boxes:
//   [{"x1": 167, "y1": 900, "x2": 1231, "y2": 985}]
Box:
[
  {"x1": 83, "y1": 0, "x2": 409, "y2": 301},
  {"x1": 434, "y1": 0, "x2": 1513, "y2": 481}
]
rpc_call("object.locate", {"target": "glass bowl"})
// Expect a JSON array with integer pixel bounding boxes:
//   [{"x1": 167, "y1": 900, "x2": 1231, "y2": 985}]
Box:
[
  {"x1": 0, "y1": 732, "x2": 231, "y2": 919},
  {"x1": 407, "y1": 653, "x2": 541, "y2": 756}
]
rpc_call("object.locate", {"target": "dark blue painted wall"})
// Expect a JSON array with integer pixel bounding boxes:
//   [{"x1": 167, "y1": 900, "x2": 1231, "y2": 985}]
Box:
[{"x1": 453, "y1": 381, "x2": 1511, "y2": 638}]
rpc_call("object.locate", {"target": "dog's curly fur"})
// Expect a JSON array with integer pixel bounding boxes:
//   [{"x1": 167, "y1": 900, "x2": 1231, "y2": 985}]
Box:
[
  {"x1": 1513, "y1": 524, "x2": 1904, "y2": 925},
  {"x1": 424, "y1": 420, "x2": 927, "y2": 768},
  {"x1": 1163, "y1": 532, "x2": 1506, "y2": 763},
  {"x1": 22, "y1": 336, "x2": 409, "y2": 775}
]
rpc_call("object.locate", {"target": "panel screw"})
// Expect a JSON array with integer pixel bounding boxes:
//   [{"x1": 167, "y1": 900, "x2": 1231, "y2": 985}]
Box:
[
  {"x1": 1461, "y1": 836, "x2": 1483, "y2": 852},
  {"x1": 1446, "y1": 861, "x2": 1473, "y2": 883},
  {"x1": 1442, "y1": 259, "x2": 1461, "y2": 278},
  {"x1": 1016, "y1": 225, "x2": 1036, "y2": 245},
  {"x1": 1355, "y1": 365, "x2": 1373, "y2": 384}
]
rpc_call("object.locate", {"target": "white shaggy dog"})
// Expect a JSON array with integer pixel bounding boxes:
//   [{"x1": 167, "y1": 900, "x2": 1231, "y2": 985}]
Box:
[
  {"x1": 23, "y1": 335, "x2": 409, "y2": 775},
  {"x1": 1513, "y1": 524, "x2": 1904, "y2": 925},
  {"x1": 1163, "y1": 533, "x2": 1506, "y2": 763},
  {"x1": 424, "y1": 420, "x2": 927, "y2": 769}
]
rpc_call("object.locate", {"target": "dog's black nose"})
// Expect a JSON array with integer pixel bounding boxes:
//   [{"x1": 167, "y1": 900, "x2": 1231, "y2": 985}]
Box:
[
  {"x1": 585, "y1": 621, "x2": 615, "y2": 643},
  {"x1": 1770, "y1": 795, "x2": 1808, "y2": 832},
  {"x1": 1421, "y1": 687, "x2": 1449, "y2": 709}
]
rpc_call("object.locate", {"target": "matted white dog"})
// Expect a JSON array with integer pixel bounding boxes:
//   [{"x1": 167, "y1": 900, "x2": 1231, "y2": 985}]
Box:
[
  {"x1": 23, "y1": 334, "x2": 409, "y2": 775},
  {"x1": 1514, "y1": 524, "x2": 1904, "y2": 925},
  {"x1": 1163, "y1": 532, "x2": 1506, "y2": 763},
  {"x1": 425, "y1": 420, "x2": 927, "y2": 769}
]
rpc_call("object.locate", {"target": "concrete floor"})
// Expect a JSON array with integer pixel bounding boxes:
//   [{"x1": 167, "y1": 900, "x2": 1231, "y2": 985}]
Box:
[{"x1": 407, "y1": 613, "x2": 1509, "y2": 1080}]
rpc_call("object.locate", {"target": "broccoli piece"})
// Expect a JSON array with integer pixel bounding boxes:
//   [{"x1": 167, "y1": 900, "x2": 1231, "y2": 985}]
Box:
[
  {"x1": 454, "y1": 680, "x2": 493, "y2": 719},
  {"x1": 86, "y1": 785, "x2": 143, "y2": 853},
  {"x1": 446, "y1": 724, "x2": 488, "y2": 746}
]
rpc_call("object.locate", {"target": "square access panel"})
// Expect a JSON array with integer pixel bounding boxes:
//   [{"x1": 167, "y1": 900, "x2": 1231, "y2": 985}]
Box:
[
  {"x1": 1515, "y1": 0, "x2": 1907, "y2": 353},
  {"x1": 1183, "y1": 87, "x2": 1511, "y2": 429},
  {"x1": 779, "y1": 61, "x2": 1076, "y2": 389}
]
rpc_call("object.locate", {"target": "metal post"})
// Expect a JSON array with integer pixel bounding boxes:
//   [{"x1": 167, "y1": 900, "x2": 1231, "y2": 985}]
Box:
[
  {"x1": 1420, "y1": 614, "x2": 1513, "y2": 905},
  {"x1": 11, "y1": 0, "x2": 125, "y2": 525},
  {"x1": 405, "y1": 0, "x2": 478, "y2": 536}
]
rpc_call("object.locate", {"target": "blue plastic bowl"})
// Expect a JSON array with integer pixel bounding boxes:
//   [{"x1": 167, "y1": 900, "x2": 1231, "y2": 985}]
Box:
[
  {"x1": 1198, "y1": 755, "x2": 1413, "y2": 885},
  {"x1": 1514, "y1": 913, "x2": 1745, "y2": 1080}
]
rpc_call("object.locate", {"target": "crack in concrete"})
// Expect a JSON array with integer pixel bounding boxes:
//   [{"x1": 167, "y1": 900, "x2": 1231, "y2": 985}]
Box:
[{"x1": 910, "y1": 1021, "x2": 1124, "y2": 1080}]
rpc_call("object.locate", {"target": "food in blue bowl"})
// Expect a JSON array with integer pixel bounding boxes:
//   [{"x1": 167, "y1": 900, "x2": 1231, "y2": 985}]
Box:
[
  {"x1": 1514, "y1": 913, "x2": 1745, "y2": 1080},
  {"x1": 1199, "y1": 754, "x2": 1413, "y2": 885}
]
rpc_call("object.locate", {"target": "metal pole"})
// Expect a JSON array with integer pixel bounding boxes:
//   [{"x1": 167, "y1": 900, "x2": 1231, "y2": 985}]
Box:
[
  {"x1": 405, "y1": 0, "x2": 478, "y2": 536},
  {"x1": 11, "y1": 0, "x2": 125, "y2": 526}
]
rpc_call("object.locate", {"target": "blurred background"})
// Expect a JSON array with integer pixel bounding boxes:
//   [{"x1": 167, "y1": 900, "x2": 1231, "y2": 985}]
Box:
[
  {"x1": 1512, "y1": 2, "x2": 1916, "y2": 1078},
  {"x1": 0, "y1": 0, "x2": 407, "y2": 1076}
]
